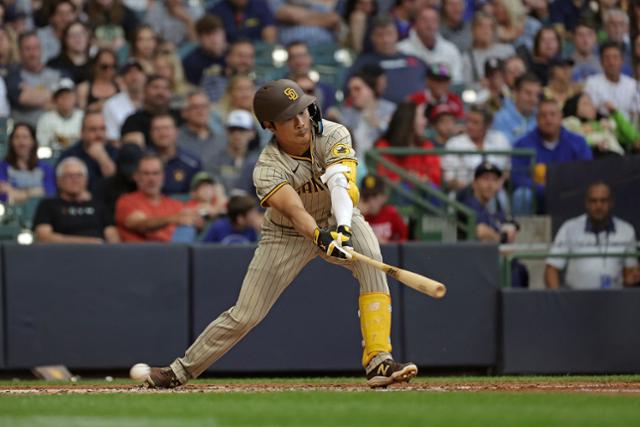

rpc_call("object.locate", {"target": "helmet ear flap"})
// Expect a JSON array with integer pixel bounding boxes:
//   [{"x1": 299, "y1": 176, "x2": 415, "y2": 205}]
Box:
[{"x1": 309, "y1": 103, "x2": 323, "y2": 136}]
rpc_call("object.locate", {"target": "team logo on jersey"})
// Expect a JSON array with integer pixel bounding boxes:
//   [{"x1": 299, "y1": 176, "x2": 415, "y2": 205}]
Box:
[
  {"x1": 284, "y1": 87, "x2": 299, "y2": 101},
  {"x1": 173, "y1": 169, "x2": 185, "y2": 182},
  {"x1": 332, "y1": 143, "x2": 352, "y2": 157}
]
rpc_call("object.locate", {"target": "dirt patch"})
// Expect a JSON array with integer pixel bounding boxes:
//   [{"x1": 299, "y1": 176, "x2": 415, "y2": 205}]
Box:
[{"x1": 1, "y1": 381, "x2": 640, "y2": 395}]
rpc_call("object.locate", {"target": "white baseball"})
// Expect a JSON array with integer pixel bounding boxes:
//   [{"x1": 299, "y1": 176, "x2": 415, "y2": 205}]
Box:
[{"x1": 129, "y1": 363, "x2": 151, "y2": 382}]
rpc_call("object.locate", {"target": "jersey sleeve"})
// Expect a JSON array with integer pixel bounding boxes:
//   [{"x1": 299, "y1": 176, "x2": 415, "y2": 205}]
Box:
[
  {"x1": 253, "y1": 162, "x2": 290, "y2": 207},
  {"x1": 321, "y1": 124, "x2": 357, "y2": 167}
]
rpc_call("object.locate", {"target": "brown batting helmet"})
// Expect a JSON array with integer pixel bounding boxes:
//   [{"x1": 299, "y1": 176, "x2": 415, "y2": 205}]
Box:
[{"x1": 253, "y1": 79, "x2": 317, "y2": 127}]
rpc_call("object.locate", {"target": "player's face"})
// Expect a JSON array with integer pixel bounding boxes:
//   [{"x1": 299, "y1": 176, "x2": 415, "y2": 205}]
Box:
[{"x1": 270, "y1": 108, "x2": 312, "y2": 155}]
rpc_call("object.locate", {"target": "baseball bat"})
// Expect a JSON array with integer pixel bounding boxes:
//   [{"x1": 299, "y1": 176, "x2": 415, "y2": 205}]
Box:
[{"x1": 346, "y1": 248, "x2": 446, "y2": 299}]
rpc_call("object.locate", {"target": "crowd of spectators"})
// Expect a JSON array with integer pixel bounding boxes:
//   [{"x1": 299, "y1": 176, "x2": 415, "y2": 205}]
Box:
[{"x1": 0, "y1": 0, "x2": 637, "y2": 287}]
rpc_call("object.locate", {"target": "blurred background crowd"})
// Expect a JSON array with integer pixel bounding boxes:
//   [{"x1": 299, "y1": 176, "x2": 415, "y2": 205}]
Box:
[{"x1": 0, "y1": 0, "x2": 637, "y2": 289}]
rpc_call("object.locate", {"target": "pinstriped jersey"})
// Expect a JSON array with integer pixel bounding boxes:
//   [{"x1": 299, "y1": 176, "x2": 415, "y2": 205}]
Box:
[{"x1": 253, "y1": 120, "x2": 357, "y2": 230}]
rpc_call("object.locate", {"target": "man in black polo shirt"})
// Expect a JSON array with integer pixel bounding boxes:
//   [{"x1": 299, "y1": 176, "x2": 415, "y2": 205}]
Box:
[
  {"x1": 33, "y1": 157, "x2": 119, "y2": 243},
  {"x1": 120, "y1": 75, "x2": 182, "y2": 146},
  {"x1": 182, "y1": 15, "x2": 227, "y2": 87}
]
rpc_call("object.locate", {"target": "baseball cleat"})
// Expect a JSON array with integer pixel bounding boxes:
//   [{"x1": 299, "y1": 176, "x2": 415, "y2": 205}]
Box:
[
  {"x1": 144, "y1": 367, "x2": 182, "y2": 389},
  {"x1": 366, "y1": 359, "x2": 418, "y2": 388}
]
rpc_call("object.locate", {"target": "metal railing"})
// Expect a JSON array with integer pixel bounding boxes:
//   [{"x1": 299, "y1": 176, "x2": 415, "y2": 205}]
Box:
[{"x1": 365, "y1": 147, "x2": 537, "y2": 240}]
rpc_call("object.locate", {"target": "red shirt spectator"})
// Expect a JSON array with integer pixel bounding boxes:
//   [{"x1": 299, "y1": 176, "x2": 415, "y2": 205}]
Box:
[
  {"x1": 115, "y1": 190, "x2": 183, "y2": 241},
  {"x1": 376, "y1": 138, "x2": 441, "y2": 186},
  {"x1": 408, "y1": 63, "x2": 464, "y2": 120}
]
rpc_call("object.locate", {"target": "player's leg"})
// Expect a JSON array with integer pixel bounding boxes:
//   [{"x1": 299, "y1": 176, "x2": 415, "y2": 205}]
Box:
[
  {"x1": 147, "y1": 232, "x2": 317, "y2": 388},
  {"x1": 322, "y1": 213, "x2": 417, "y2": 387}
]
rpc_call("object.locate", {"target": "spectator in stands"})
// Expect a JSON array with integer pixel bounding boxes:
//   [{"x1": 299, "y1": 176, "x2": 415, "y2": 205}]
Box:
[
  {"x1": 545, "y1": 182, "x2": 639, "y2": 289},
  {"x1": 439, "y1": 0, "x2": 472, "y2": 53},
  {"x1": 185, "y1": 171, "x2": 227, "y2": 222},
  {"x1": 397, "y1": 7, "x2": 464, "y2": 83},
  {"x1": 144, "y1": 0, "x2": 197, "y2": 48},
  {"x1": 284, "y1": 41, "x2": 337, "y2": 115},
  {"x1": 571, "y1": 20, "x2": 602, "y2": 82},
  {"x1": 6, "y1": 31, "x2": 61, "y2": 127},
  {"x1": 430, "y1": 103, "x2": 459, "y2": 148},
  {"x1": 33, "y1": 157, "x2": 119, "y2": 243},
  {"x1": 115, "y1": 153, "x2": 203, "y2": 242},
  {"x1": 211, "y1": 110, "x2": 259, "y2": 194},
  {"x1": 46, "y1": 21, "x2": 91, "y2": 84},
  {"x1": 95, "y1": 142, "x2": 143, "y2": 216},
  {"x1": 212, "y1": 75, "x2": 265, "y2": 145},
  {"x1": 201, "y1": 38, "x2": 255, "y2": 102},
  {"x1": 36, "y1": 79, "x2": 83, "y2": 150},
  {"x1": 442, "y1": 105, "x2": 510, "y2": 191},
  {"x1": 358, "y1": 174, "x2": 408, "y2": 243},
  {"x1": 462, "y1": 12, "x2": 515, "y2": 84},
  {"x1": 128, "y1": 25, "x2": 158, "y2": 76},
  {"x1": 58, "y1": 110, "x2": 118, "y2": 194},
  {"x1": 103, "y1": 59, "x2": 147, "y2": 143},
  {"x1": 270, "y1": 0, "x2": 341, "y2": 46},
  {"x1": 492, "y1": 73, "x2": 541, "y2": 146},
  {"x1": 178, "y1": 91, "x2": 225, "y2": 175},
  {"x1": 153, "y1": 52, "x2": 192, "y2": 109},
  {"x1": 375, "y1": 101, "x2": 441, "y2": 186},
  {"x1": 340, "y1": 71, "x2": 396, "y2": 163},
  {"x1": 75, "y1": 48, "x2": 121, "y2": 110},
  {"x1": 390, "y1": 0, "x2": 418, "y2": 41},
  {"x1": 483, "y1": 58, "x2": 509, "y2": 113},
  {"x1": 149, "y1": 113, "x2": 201, "y2": 195},
  {"x1": 410, "y1": 63, "x2": 464, "y2": 121},
  {"x1": 348, "y1": 16, "x2": 427, "y2": 104},
  {"x1": 182, "y1": 15, "x2": 227, "y2": 87},
  {"x1": 88, "y1": 0, "x2": 140, "y2": 52},
  {"x1": 209, "y1": 0, "x2": 277, "y2": 43},
  {"x1": 0, "y1": 122, "x2": 56, "y2": 204},
  {"x1": 584, "y1": 41, "x2": 639, "y2": 121},
  {"x1": 549, "y1": 0, "x2": 591, "y2": 35},
  {"x1": 502, "y1": 55, "x2": 526, "y2": 96},
  {"x1": 492, "y1": 0, "x2": 540, "y2": 51},
  {"x1": 543, "y1": 58, "x2": 581, "y2": 109},
  {"x1": 202, "y1": 193, "x2": 262, "y2": 244},
  {"x1": 0, "y1": 27, "x2": 18, "y2": 78},
  {"x1": 120, "y1": 75, "x2": 181, "y2": 146},
  {"x1": 601, "y1": 8, "x2": 632, "y2": 75},
  {"x1": 518, "y1": 26, "x2": 562, "y2": 86},
  {"x1": 511, "y1": 98, "x2": 592, "y2": 214},
  {"x1": 562, "y1": 93, "x2": 640, "y2": 157},
  {"x1": 343, "y1": 0, "x2": 378, "y2": 54},
  {"x1": 37, "y1": 0, "x2": 77, "y2": 63}
]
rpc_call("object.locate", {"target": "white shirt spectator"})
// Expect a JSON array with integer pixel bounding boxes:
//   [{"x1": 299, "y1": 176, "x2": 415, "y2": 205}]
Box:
[
  {"x1": 0, "y1": 78, "x2": 10, "y2": 118},
  {"x1": 442, "y1": 130, "x2": 511, "y2": 186},
  {"x1": 103, "y1": 92, "x2": 136, "y2": 141},
  {"x1": 36, "y1": 109, "x2": 83, "y2": 149},
  {"x1": 397, "y1": 30, "x2": 464, "y2": 83},
  {"x1": 584, "y1": 73, "x2": 640, "y2": 120},
  {"x1": 546, "y1": 214, "x2": 638, "y2": 289}
]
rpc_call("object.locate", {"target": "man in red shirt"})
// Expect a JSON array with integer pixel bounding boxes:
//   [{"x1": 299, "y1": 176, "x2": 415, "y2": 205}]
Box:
[
  {"x1": 358, "y1": 175, "x2": 408, "y2": 243},
  {"x1": 115, "y1": 153, "x2": 203, "y2": 242}
]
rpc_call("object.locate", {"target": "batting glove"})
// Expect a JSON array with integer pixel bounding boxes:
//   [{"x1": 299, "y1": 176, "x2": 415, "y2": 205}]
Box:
[{"x1": 314, "y1": 225, "x2": 353, "y2": 259}]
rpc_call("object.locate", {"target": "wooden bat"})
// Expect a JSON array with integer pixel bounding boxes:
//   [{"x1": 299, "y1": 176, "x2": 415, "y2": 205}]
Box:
[{"x1": 346, "y1": 248, "x2": 446, "y2": 299}]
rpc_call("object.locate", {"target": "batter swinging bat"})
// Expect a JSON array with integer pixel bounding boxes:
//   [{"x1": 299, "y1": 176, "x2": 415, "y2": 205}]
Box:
[{"x1": 346, "y1": 248, "x2": 447, "y2": 299}]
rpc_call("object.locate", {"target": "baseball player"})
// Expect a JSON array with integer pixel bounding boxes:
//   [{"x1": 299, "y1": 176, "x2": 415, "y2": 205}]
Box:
[{"x1": 145, "y1": 79, "x2": 417, "y2": 388}]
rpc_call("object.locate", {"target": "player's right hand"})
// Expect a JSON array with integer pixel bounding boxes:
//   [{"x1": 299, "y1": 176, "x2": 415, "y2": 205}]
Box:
[{"x1": 314, "y1": 227, "x2": 352, "y2": 259}]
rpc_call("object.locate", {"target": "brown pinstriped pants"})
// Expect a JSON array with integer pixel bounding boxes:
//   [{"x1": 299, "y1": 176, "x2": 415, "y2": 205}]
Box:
[{"x1": 170, "y1": 213, "x2": 388, "y2": 382}]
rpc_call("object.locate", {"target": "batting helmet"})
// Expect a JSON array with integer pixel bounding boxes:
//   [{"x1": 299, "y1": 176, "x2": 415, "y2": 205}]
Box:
[{"x1": 253, "y1": 79, "x2": 317, "y2": 127}]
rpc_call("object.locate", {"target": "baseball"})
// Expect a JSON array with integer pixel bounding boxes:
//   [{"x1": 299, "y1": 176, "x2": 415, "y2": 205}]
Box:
[{"x1": 129, "y1": 363, "x2": 151, "y2": 382}]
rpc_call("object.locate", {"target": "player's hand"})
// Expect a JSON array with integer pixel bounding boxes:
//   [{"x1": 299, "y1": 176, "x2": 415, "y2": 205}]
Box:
[{"x1": 314, "y1": 226, "x2": 352, "y2": 259}]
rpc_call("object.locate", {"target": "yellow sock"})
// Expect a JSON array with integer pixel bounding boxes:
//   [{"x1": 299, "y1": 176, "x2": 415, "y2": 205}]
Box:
[{"x1": 359, "y1": 292, "x2": 392, "y2": 367}]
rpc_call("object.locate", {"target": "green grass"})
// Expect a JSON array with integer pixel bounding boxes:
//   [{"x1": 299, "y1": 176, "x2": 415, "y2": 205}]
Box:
[{"x1": 0, "y1": 377, "x2": 639, "y2": 427}]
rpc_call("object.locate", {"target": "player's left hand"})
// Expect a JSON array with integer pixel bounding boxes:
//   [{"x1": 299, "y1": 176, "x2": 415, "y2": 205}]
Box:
[{"x1": 314, "y1": 225, "x2": 352, "y2": 259}]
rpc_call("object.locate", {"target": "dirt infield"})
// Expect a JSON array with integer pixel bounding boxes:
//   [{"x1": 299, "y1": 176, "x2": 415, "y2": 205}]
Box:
[{"x1": 1, "y1": 380, "x2": 640, "y2": 395}]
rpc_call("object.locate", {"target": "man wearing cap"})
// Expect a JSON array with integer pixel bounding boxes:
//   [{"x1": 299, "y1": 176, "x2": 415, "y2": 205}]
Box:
[
  {"x1": 36, "y1": 78, "x2": 83, "y2": 149},
  {"x1": 144, "y1": 78, "x2": 418, "y2": 389},
  {"x1": 461, "y1": 12, "x2": 514, "y2": 84},
  {"x1": 148, "y1": 113, "x2": 201, "y2": 195},
  {"x1": 6, "y1": 31, "x2": 61, "y2": 127},
  {"x1": 210, "y1": 109, "x2": 259, "y2": 194},
  {"x1": 358, "y1": 174, "x2": 408, "y2": 243},
  {"x1": 103, "y1": 59, "x2": 147, "y2": 142},
  {"x1": 483, "y1": 57, "x2": 508, "y2": 113},
  {"x1": 396, "y1": 7, "x2": 464, "y2": 83},
  {"x1": 178, "y1": 91, "x2": 226, "y2": 174},
  {"x1": 409, "y1": 63, "x2": 464, "y2": 120}
]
